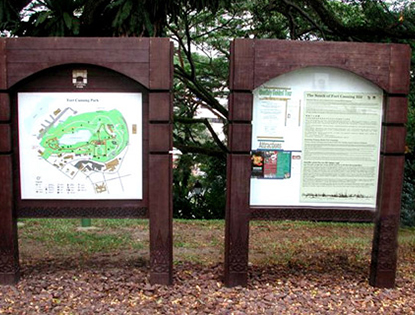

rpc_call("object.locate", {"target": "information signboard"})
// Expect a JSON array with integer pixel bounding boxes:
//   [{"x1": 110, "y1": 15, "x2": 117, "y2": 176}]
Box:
[
  {"x1": 18, "y1": 92, "x2": 143, "y2": 200},
  {"x1": 0, "y1": 38, "x2": 174, "y2": 286},
  {"x1": 225, "y1": 39, "x2": 411, "y2": 289},
  {"x1": 250, "y1": 67, "x2": 383, "y2": 208}
]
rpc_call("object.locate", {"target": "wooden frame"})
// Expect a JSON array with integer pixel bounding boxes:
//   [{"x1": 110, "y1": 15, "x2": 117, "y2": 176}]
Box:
[
  {"x1": 0, "y1": 38, "x2": 173, "y2": 285},
  {"x1": 225, "y1": 39, "x2": 411, "y2": 288}
]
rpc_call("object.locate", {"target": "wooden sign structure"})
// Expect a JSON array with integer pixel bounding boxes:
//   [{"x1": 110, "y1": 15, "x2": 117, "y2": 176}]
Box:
[
  {"x1": 0, "y1": 38, "x2": 173, "y2": 285},
  {"x1": 225, "y1": 39, "x2": 411, "y2": 288}
]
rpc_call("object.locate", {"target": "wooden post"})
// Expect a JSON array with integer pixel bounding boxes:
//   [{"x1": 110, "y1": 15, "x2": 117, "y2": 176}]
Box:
[
  {"x1": 148, "y1": 39, "x2": 173, "y2": 285},
  {"x1": 225, "y1": 40, "x2": 254, "y2": 286},
  {"x1": 0, "y1": 91, "x2": 20, "y2": 284},
  {"x1": 224, "y1": 153, "x2": 251, "y2": 286},
  {"x1": 369, "y1": 45, "x2": 411, "y2": 287}
]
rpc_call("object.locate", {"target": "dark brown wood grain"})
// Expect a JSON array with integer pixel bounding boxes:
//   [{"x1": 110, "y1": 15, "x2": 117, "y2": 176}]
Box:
[
  {"x1": 370, "y1": 214, "x2": 400, "y2": 288},
  {"x1": 252, "y1": 40, "x2": 404, "y2": 91},
  {"x1": 224, "y1": 154, "x2": 251, "y2": 287},
  {"x1": 228, "y1": 124, "x2": 252, "y2": 153},
  {"x1": 0, "y1": 155, "x2": 20, "y2": 284},
  {"x1": 389, "y1": 45, "x2": 412, "y2": 94},
  {"x1": 381, "y1": 126, "x2": 407, "y2": 154},
  {"x1": 149, "y1": 124, "x2": 172, "y2": 153},
  {"x1": 0, "y1": 94, "x2": 10, "y2": 121},
  {"x1": 228, "y1": 93, "x2": 253, "y2": 122},
  {"x1": 0, "y1": 39, "x2": 6, "y2": 90},
  {"x1": 149, "y1": 39, "x2": 173, "y2": 90},
  {"x1": 7, "y1": 49, "x2": 149, "y2": 64},
  {"x1": 149, "y1": 154, "x2": 173, "y2": 285},
  {"x1": 376, "y1": 156, "x2": 405, "y2": 216},
  {"x1": 5, "y1": 38, "x2": 152, "y2": 89},
  {"x1": 0, "y1": 125, "x2": 11, "y2": 152},
  {"x1": 147, "y1": 40, "x2": 173, "y2": 285},
  {"x1": 384, "y1": 96, "x2": 408, "y2": 124},
  {"x1": 149, "y1": 93, "x2": 172, "y2": 122},
  {"x1": 251, "y1": 207, "x2": 375, "y2": 222},
  {"x1": 5, "y1": 37, "x2": 150, "y2": 50},
  {"x1": 0, "y1": 156, "x2": 14, "y2": 247},
  {"x1": 230, "y1": 40, "x2": 254, "y2": 91}
]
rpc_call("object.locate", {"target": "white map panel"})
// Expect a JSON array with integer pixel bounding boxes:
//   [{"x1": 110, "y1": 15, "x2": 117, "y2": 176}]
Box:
[{"x1": 18, "y1": 92, "x2": 143, "y2": 200}]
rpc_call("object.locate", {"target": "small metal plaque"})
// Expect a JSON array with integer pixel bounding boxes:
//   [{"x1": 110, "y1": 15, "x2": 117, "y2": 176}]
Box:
[{"x1": 72, "y1": 70, "x2": 87, "y2": 88}]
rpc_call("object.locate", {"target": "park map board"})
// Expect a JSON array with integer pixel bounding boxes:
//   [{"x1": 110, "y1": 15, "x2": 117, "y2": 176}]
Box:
[
  {"x1": 18, "y1": 92, "x2": 143, "y2": 200},
  {"x1": 0, "y1": 37, "x2": 174, "y2": 286}
]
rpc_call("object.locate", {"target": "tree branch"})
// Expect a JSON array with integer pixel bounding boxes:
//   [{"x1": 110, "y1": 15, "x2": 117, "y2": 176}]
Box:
[
  {"x1": 175, "y1": 116, "x2": 228, "y2": 153},
  {"x1": 175, "y1": 65, "x2": 229, "y2": 118},
  {"x1": 306, "y1": 0, "x2": 415, "y2": 40},
  {"x1": 174, "y1": 143, "x2": 226, "y2": 159}
]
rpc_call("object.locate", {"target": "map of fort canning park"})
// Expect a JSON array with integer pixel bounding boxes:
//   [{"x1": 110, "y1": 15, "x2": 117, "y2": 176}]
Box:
[{"x1": 18, "y1": 93, "x2": 143, "y2": 200}]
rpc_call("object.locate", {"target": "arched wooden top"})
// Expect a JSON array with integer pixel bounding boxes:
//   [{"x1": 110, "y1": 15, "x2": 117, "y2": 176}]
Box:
[
  {"x1": 0, "y1": 37, "x2": 172, "y2": 91},
  {"x1": 230, "y1": 39, "x2": 411, "y2": 95}
]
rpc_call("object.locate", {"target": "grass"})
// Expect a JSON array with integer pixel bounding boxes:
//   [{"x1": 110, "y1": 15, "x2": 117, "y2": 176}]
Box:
[
  {"x1": 16, "y1": 218, "x2": 415, "y2": 269},
  {"x1": 18, "y1": 218, "x2": 149, "y2": 256}
]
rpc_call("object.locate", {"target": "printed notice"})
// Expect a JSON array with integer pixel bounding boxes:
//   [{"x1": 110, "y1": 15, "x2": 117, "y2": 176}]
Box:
[
  {"x1": 251, "y1": 150, "x2": 292, "y2": 179},
  {"x1": 253, "y1": 87, "x2": 301, "y2": 151},
  {"x1": 18, "y1": 92, "x2": 143, "y2": 200},
  {"x1": 300, "y1": 92, "x2": 382, "y2": 205}
]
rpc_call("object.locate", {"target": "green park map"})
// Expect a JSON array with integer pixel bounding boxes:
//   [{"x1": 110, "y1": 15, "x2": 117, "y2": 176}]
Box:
[
  {"x1": 39, "y1": 109, "x2": 128, "y2": 165},
  {"x1": 18, "y1": 93, "x2": 142, "y2": 200}
]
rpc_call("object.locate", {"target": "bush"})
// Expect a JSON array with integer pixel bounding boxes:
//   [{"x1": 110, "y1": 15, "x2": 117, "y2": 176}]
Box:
[
  {"x1": 401, "y1": 158, "x2": 415, "y2": 227},
  {"x1": 401, "y1": 78, "x2": 415, "y2": 227},
  {"x1": 173, "y1": 153, "x2": 226, "y2": 220}
]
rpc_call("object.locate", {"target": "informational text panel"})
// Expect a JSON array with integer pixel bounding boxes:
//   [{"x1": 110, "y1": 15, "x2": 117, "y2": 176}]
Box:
[{"x1": 250, "y1": 67, "x2": 382, "y2": 208}]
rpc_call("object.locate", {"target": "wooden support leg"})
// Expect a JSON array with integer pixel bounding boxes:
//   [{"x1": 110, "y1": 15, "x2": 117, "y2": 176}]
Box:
[
  {"x1": 0, "y1": 93, "x2": 19, "y2": 285},
  {"x1": 149, "y1": 154, "x2": 173, "y2": 285},
  {"x1": 369, "y1": 155, "x2": 404, "y2": 288},
  {"x1": 224, "y1": 154, "x2": 251, "y2": 287},
  {"x1": 0, "y1": 154, "x2": 19, "y2": 285}
]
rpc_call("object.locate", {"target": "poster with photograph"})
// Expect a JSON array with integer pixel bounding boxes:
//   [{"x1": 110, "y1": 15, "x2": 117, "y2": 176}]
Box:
[{"x1": 252, "y1": 150, "x2": 292, "y2": 179}]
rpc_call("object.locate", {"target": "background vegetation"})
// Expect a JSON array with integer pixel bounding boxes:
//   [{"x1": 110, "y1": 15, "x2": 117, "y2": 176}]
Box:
[{"x1": 1, "y1": 0, "x2": 415, "y2": 224}]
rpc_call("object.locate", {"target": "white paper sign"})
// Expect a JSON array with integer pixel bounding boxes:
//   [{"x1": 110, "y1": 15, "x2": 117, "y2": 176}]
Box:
[
  {"x1": 250, "y1": 67, "x2": 383, "y2": 208},
  {"x1": 18, "y1": 92, "x2": 143, "y2": 200},
  {"x1": 300, "y1": 92, "x2": 382, "y2": 205}
]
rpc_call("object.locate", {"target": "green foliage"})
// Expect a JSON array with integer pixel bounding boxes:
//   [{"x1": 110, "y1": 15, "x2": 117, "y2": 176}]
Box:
[
  {"x1": 2, "y1": 0, "x2": 233, "y2": 37},
  {"x1": 0, "y1": 1, "x2": 20, "y2": 35},
  {"x1": 196, "y1": 154, "x2": 227, "y2": 219},
  {"x1": 402, "y1": 159, "x2": 415, "y2": 227},
  {"x1": 401, "y1": 74, "x2": 415, "y2": 227},
  {"x1": 14, "y1": 0, "x2": 84, "y2": 36},
  {"x1": 172, "y1": 145, "x2": 227, "y2": 220}
]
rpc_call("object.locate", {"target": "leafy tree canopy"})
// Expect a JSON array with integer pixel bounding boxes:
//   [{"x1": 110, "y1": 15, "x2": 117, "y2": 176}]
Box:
[{"x1": 1, "y1": 0, "x2": 231, "y2": 36}]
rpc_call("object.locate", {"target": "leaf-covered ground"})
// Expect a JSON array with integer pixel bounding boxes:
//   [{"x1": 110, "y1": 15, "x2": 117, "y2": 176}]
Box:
[{"x1": 1, "y1": 220, "x2": 414, "y2": 314}]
